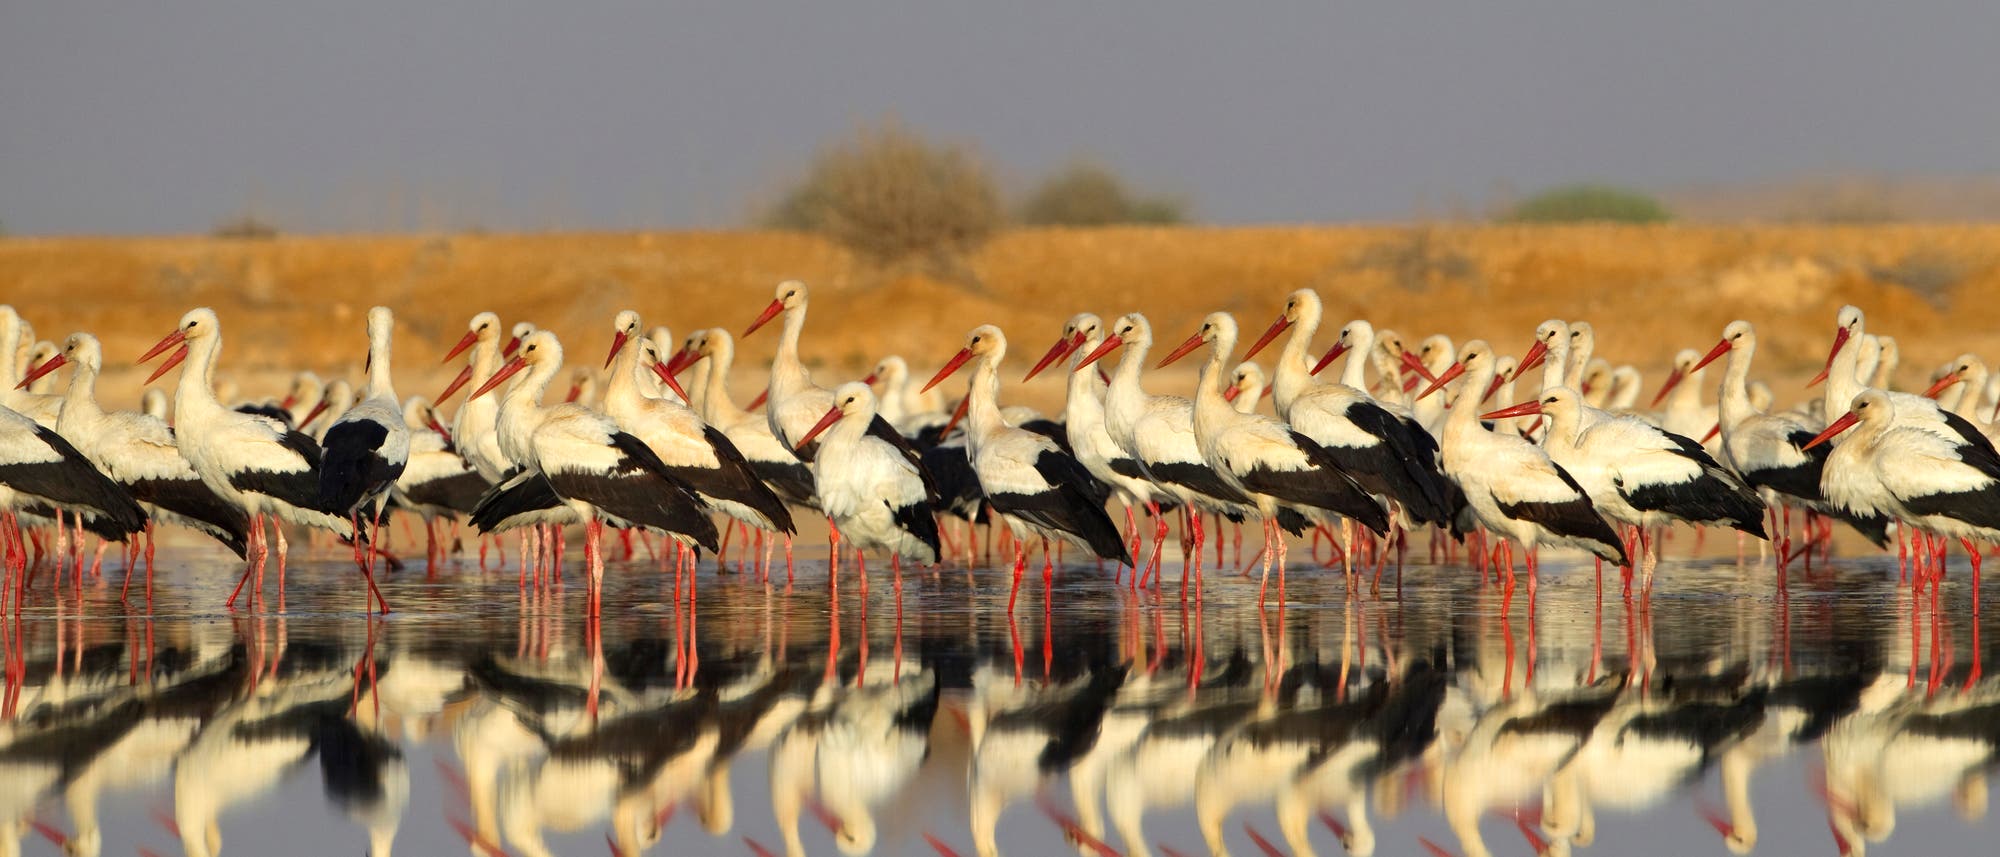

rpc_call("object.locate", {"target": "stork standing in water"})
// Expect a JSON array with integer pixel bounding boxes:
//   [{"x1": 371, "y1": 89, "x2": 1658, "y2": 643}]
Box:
[
  {"x1": 671, "y1": 327, "x2": 818, "y2": 580},
  {"x1": 1807, "y1": 389, "x2": 2000, "y2": 597},
  {"x1": 391, "y1": 395, "x2": 489, "y2": 572},
  {"x1": 467, "y1": 331, "x2": 719, "y2": 615},
  {"x1": 318, "y1": 306, "x2": 410, "y2": 610},
  {"x1": 791, "y1": 382, "x2": 940, "y2": 583},
  {"x1": 600, "y1": 312, "x2": 794, "y2": 573},
  {"x1": 439, "y1": 312, "x2": 516, "y2": 569},
  {"x1": 743, "y1": 280, "x2": 837, "y2": 460},
  {"x1": 1423, "y1": 342, "x2": 1626, "y2": 591},
  {"x1": 1245, "y1": 290, "x2": 1452, "y2": 541},
  {"x1": 1694, "y1": 320, "x2": 1890, "y2": 558},
  {"x1": 0, "y1": 402, "x2": 145, "y2": 592},
  {"x1": 23, "y1": 333, "x2": 248, "y2": 598},
  {"x1": 1075, "y1": 313, "x2": 1263, "y2": 589},
  {"x1": 922, "y1": 325, "x2": 1131, "y2": 610},
  {"x1": 140, "y1": 308, "x2": 356, "y2": 609},
  {"x1": 1158, "y1": 312, "x2": 1389, "y2": 605},
  {"x1": 1022, "y1": 313, "x2": 1171, "y2": 583},
  {"x1": 1485, "y1": 388, "x2": 1765, "y2": 593}
]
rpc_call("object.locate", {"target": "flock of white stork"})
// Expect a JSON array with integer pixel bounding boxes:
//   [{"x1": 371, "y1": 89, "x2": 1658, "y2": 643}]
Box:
[{"x1": 1, "y1": 283, "x2": 1997, "y2": 616}]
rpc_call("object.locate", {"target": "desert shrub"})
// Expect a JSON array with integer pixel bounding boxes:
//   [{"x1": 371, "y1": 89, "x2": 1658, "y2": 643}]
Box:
[
  {"x1": 764, "y1": 119, "x2": 1001, "y2": 266},
  {"x1": 1504, "y1": 184, "x2": 1670, "y2": 224},
  {"x1": 1870, "y1": 248, "x2": 1970, "y2": 309},
  {"x1": 1346, "y1": 226, "x2": 1476, "y2": 291},
  {"x1": 212, "y1": 213, "x2": 280, "y2": 239},
  {"x1": 1019, "y1": 162, "x2": 1186, "y2": 226}
]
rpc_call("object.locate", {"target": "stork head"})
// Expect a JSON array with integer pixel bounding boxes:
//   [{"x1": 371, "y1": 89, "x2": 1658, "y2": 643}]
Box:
[
  {"x1": 62, "y1": 332, "x2": 102, "y2": 374},
  {"x1": 923, "y1": 325, "x2": 1006, "y2": 393},
  {"x1": 1310, "y1": 317, "x2": 1373, "y2": 375},
  {"x1": 137, "y1": 308, "x2": 218, "y2": 383},
  {"x1": 470, "y1": 330, "x2": 561, "y2": 400},
  {"x1": 866, "y1": 355, "x2": 908, "y2": 388},
  {"x1": 1809, "y1": 306, "x2": 1866, "y2": 387},
  {"x1": 796, "y1": 382, "x2": 876, "y2": 449},
  {"x1": 1924, "y1": 353, "x2": 1988, "y2": 399},
  {"x1": 443, "y1": 312, "x2": 500, "y2": 364},
  {"x1": 1804, "y1": 389, "x2": 1891, "y2": 449},
  {"x1": 1245, "y1": 289, "x2": 1318, "y2": 359},
  {"x1": 1159, "y1": 312, "x2": 1236, "y2": 368},
  {"x1": 366, "y1": 305, "x2": 394, "y2": 341},
  {"x1": 1581, "y1": 358, "x2": 1613, "y2": 396},
  {"x1": 607, "y1": 309, "x2": 643, "y2": 368},
  {"x1": 1568, "y1": 320, "x2": 1595, "y2": 353},
  {"x1": 1418, "y1": 339, "x2": 1492, "y2": 401},
  {"x1": 746, "y1": 280, "x2": 808, "y2": 336},
  {"x1": 1025, "y1": 313, "x2": 1100, "y2": 381},
  {"x1": 1694, "y1": 320, "x2": 1754, "y2": 375},
  {"x1": 1226, "y1": 361, "x2": 1265, "y2": 403},
  {"x1": 504, "y1": 321, "x2": 535, "y2": 357}
]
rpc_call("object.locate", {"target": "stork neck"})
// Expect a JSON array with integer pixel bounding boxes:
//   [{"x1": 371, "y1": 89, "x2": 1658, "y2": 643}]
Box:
[
  {"x1": 1825, "y1": 327, "x2": 1864, "y2": 415},
  {"x1": 1339, "y1": 329, "x2": 1373, "y2": 392},
  {"x1": 966, "y1": 353, "x2": 1004, "y2": 444},
  {"x1": 602, "y1": 342, "x2": 643, "y2": 411},
  {"x1": 502, "y1": 358, "x2": 556, "y2": 422},
  {"x1": 1539, "y1": 339, "x2": 1569, "y2": 394},
  {"x1": 1668, "y1": 365, "x2": 1704, "y2": 412},
  {"x1": 703, "y1": 340, "x2": 744, "y2": 425},
  {"x1": 1445, "y1": 364, "x2": 1493, "y2": 434},
  {"x1": 1192, "y1": 340, "x2": 1233, "y2": 427},
  {"x1": 0, "y1": 315, "x2": 19, "y2": 391},
  {"x1": 173, "y1": 332, "x2": 226, "y2": 419},
  {"x1": 365, "y1": 327, "x2": 396, "y2": 401},
  {"x1": 1563, "y1": 339, "x2": 1591, "y2": 390},
  {"x1": 1270, "y1": 312, "x2": 1318, "y2": 412},
  {"x1": 58, "y1": 359, "x2": 103, "y2": 424},
  {"x1": 1718, "y1": 343, "x2": 1755, "y2": 428},
  {"x1": 1065, "y1": 336, "x2": 1107, "y2": 412},
  {"x1": 771, "y1": 304, "x2": 811, "y2": 393}
]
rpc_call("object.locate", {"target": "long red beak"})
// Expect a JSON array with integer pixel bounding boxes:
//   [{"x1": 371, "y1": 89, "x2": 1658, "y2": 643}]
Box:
[
  {"x1": 139, "y1": 328, "x2": 187, "y2": 364},
  {"x1": 565, "y1": 382, "x2": 584, "y2": 403},
  {"x1": 1698, "y1": 799, "x2": 1735, "y2": 840},
  {"x1": 747, "y1": 387, "x2": 768, "y2": 410},
  {"x1": 797, "y1": 406, "x2": 842, "y2": 450},
  {"x1": 1243, "y1": 315, "x2": 1290, "y2": 361},
  {"x1": 144, "y1": 345, "x2": 189, "y2": 385},
  {"x1": 941, "y1": 395, "x2": 970, "y2": 437},
  {"x1": 1222, "y1": 384, "x2": 1243, "y2": 402},
  {"x1": 1310, "y1": 341, "x2": 1350, "y2": 376},
  {"x1": 1073, "y1": 334, "x2": 1124, "y2": 372},
  {"x1": 444, "y1": 329, "x2": 479, "y2": 364},
  {"x1": 279, "y1": 393, "x2": 298, "y2": 410},
  {"x1": 649, "y1": 360, "x2": 691, "y2": 401},
  {"x1": 1155, "y1": 332, "x2": 1205, "y2": 369},
  {"x1": 1415, "y1": 361, "x2": 1465, "y2": 401},
  {"x1": 744, "y1": 299, "x2": 784, "y2": 337},
  {"x1": 301, "y1": 398, "x2": 330, "y2": 427},
  {"x1": 1650, "y1": 369, "x2": 1684, "y2": 409},
  {"x1": 861, "y1": 372, "x2": 879, "y2": 386},
  {"x1": 1921, "y1": 370, "x2": 1961, "y2": 399},
  {"x1": 1702, "y1": 422, "x2": 1722, "y2": 443},
  {"x1": 1480, "y1": 399, "x2": 1542, "y2": 420},
  {"x1": 604, "y1": 331, "x2": 629, "y2": 369},
  {"x1": 1480, "y1": 371, "x2": 1506, "y2": 404},
  {"x1": 427, "y1": 416, "x2": 454, "y2": 445},
  {"x1": 663, "y1": 346, "x2": 696, "y2": 377},
  {"x1": 1024, "y1": 332, "x2": 1084, "y2": 382},
  {"x1": 470, "y1": 357, "x2": 527, "y2": 401},
  {"x1": 1807, "y1": 327, "x2": 1851, "y2": 388},
  {"x1": 502, "y1": 335, "x2": 523, "y2": 358},
  {"x1": 1692, "y1": 338, "x2": 1731, "y2": 373},
  {"x1": 923, "y1": 347, "x2": 975, "y2": 394},
  {"x1": 17, "y1": 354, "x2": 67, "y2": 389},
  {"x1": 1401, "y1": 350, "x2": 1438, "y2": 383},
  {"x1": 1803, "y1": 411, "x2": 1858, "y2": 450},
  {"x1": 1514, "y1": 339, "x2": 1549, "y2": 379},
  {"x1": 438, "y1": 364, "x2": 475, "y2": 402}
]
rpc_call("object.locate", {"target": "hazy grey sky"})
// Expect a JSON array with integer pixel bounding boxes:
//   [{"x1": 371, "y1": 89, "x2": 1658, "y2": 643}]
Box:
[{"x1": 4, "y1": 2, "x2": 1997, "y2": 235}]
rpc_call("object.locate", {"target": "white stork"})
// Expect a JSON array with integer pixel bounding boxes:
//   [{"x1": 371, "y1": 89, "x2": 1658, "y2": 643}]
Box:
[
  {"x1": 1808, "y1": 388, "x2": 2000, "y2": 591},
  {"x1": 390, "y1": 395, "x2": 489, "y2": 571},
  {"x1": 743, "y1": 280, "x2": 837, "y2": 461},
  {"x1": 1694, "y1": 320, "x2": 1892, "y2": 552},
  {"x1": 303, "y1": 379, "x2": 353, "y2": 442},
  {"x1": 279, "y1": 371, "x2": 323, "y2": 429},
  {"x1": 1243, "y1": 290, "x2": 1453, "y2": 528},
  {"x1": 438, "y1": 312, "x2": 514, "y2": 483},
  {"x1": 0, "y1": 306, "x2": 61, "y2": 427},
  {"x1": 0, "y1": 402, "x2": 145, "y2": 587},
  {"x1": 1650, "y1": 348, "x2": 1720, "y2": 451},
  {"x1": 1226, "y1": 362, "x2": 1266, "y2": 413},
  {"x1": 139, "y1": 308, "x2": 358, "y2": 610},
  {"x1": 1485, "y1": 387, "x2": 1766, "y2": 589},
  {"x1": 791, "y1": 382, "x2": 941, "y2": 574},
  {"x1": 922, "y1": 324, "x2": 1132, "y2": 609},
  {"x1": 672, "y1": 327, "x2": 818, "y2": 511},
  {"x1": 601, "y1": 311, "x2": 795, "y2": 544},
  {"x1": 1073, "y1": 313, "x2": 1268, "y2": 586},
  {"x1": 318, "y1": 306, "x2": 411, "y2": 599},
  {"x1": 467, "y1": 330, "x2": 719, "y2": 614},
  {"x1": 24, "y1": 333, "x2": 248, "y2": 597},
  {"x1": 1158, "y1": 312, "x2": 1389, "y2": 605},
  {"x1": 1423, "y1": 341, "x2": 1627, "y2": 588}
]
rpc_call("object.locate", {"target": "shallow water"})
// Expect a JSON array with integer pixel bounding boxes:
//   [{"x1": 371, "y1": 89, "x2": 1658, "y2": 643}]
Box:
[{"x1": 0, "y1": 540, "x2": 1994, "y2": 857}]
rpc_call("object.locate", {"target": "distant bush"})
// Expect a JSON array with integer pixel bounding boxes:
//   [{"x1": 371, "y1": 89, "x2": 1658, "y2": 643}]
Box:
[
  {"x1": 764, "y1": 119, "x2": 1001, "y2": 267},
  {"x1": 1504, "y1": 184, "x2": 1670, "y2": 224},
  {"x1": 212, "y1": 213, "x2": 280, "y2": 239},
  {"x1": 1018, "y1": 162, "x2": 1187, "y2": 226}
]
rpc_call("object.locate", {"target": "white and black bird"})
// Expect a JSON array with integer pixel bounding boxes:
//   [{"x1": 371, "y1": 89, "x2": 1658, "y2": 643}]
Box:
[
  {"x1": 0, "y1": 306, "x2": 62, "y2": 427},
  {"x1": 390, "y1": 395, "x2": 489, "y2": 566},
  {"x1": 922, "y1": 325, "x2": 1132, "y2": 603},
  {"x1": 1158, "y1": 312, "x2": 1390, "y2": 604},
  {"x1": 139, "y1": 308, "x2": 359, "y2": 609},
  {"x1": 467, "y1": 331, "x2": 719, "y2": 612},
  {"x1": 437, "y1": 311, "x2": 515, "y2": 484},
  {"x1": 1695, "y1": 321, "x2": 1890, "y2": 547},
  {"x1": 26, "y1": 333, "x2": 248, "y2": 569},
  {"x1": 0, "y1": 402, "x2": 145, "y2": 559},
  {"x1": 792, "y1": 382, "x2": 941, "y2": 569},
  {"x1": 1424, "y1": 341, "x2": 1627, "y2": 583},
  {"x1": 671, "y1": 327, "x2": 818, "y2": 510},
  {"x1": 743, "y1": 280, "x2": 838, "y2": 461},
  {"x1": 1244, "y1": 290, "x2": 1453, "y2": 526},
  {"x1": 319, "y1": 306, "x2": 412, "y2": 593}
]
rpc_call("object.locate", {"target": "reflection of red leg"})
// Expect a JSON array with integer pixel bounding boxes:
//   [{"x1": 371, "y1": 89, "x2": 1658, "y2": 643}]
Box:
[{"x1": 1006, "y1": 539, "x2": 1027, "y2": 614}]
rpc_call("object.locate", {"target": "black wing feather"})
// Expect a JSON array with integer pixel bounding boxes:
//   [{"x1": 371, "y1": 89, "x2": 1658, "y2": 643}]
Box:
[
  {"x1": 318, "y1": 419, "x2": 403, "y2": 514},
  {"x1": 1495, "y1": 463, "x2": 1627, "y2": 564},
  {"x1": 0, "y1": 426, "x2": 146, "y2": 537},
  {"x1": 984, "y1": 450, "x2": 1132, "y2": 564},
  {"x1": 544, "y1": 432, "x2": 719, "y2": 551},
  {"x1": 128, "y1": 477, "x2": 251, "y2": 556}
]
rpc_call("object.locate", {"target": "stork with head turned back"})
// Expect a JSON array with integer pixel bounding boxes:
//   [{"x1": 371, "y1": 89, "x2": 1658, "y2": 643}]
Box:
[
  {"x1": 138, "y1": 308, "x2": 357, "y2": 610},
  {"x1": 1484, "y1": 387, "x2": 1766, "y2": 593},
  {"x1": 1160, "y1": 312, "x2": 1390, "y2": 605},
  {"x1": 467, "y1": 331, "x2": 719, "y2": 615},
  {"x1": 923, "y1": 324, "x2": 1132, "y2": 611},
  {"x1": 1074, "y1": 313, "x2": 1270, "y2": 590},
  {"x1": 22, "y1": 332, "x2": 247, "y2": 596},
  {"x1": 1422, "y1": 341, "x2": 1627, "y2": 590},
  {"x1": 318, "y1": 306, "x2": 411, "y2": 610},
  {"x1": 743, "y1": 280, "x2": 837, "y2": 461}
]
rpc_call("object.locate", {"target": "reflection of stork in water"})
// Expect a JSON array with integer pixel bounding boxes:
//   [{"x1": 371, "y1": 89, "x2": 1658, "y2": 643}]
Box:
[
  {"x1": 1099, "y1": 654, "x2": 1265, "y2": 857},
  {"x1": 964, "y1": 664, "x2": 1125, "y2": 857},
  {"x1": 767, "y1": 669, "x2": 939, "y2": 857},
  {"x1": 1428, "y1": 679, "x2": 1620, "y2": 857}
]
